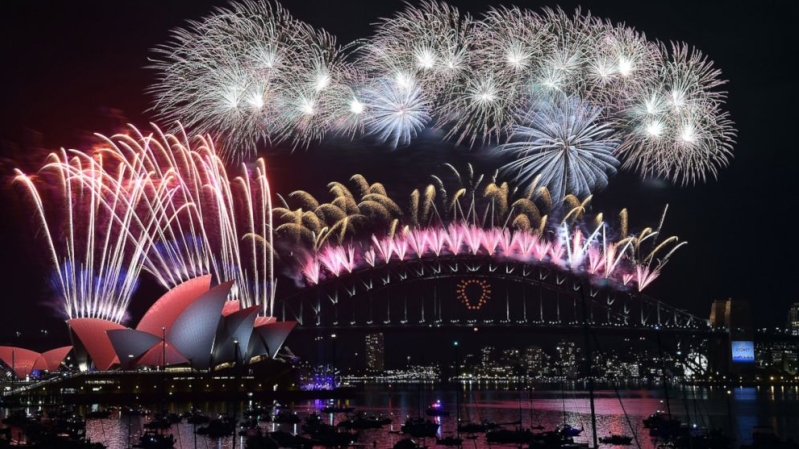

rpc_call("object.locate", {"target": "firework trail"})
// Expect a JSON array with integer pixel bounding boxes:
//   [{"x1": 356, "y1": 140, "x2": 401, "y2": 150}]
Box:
[
  {"x1": 14, "y1": 149, "x2": 172, "y2": 322},
  {"x1": 15, "y1": 123, "x2": 278, "y2": 320},
  {"x1": 149, "y1": 0, "x2": 735, "y2": 199}
]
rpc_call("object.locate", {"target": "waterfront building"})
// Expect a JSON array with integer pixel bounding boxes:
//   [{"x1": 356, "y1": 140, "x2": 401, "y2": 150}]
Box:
[
  {"x1": 756, "y1": 340, "x2": 799, "y2": 374},
  {"x1": 0, "y1": 276, "x2": 296, "y2": 379},
  {"x1": 500, "y1": 348, "x2": 521, "y2": 366}
]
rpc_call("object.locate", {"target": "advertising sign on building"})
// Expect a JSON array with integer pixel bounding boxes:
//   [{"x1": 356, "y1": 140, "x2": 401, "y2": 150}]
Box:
[{"x1": 731, "y1": 341, "x2": 755, "y2": 363}]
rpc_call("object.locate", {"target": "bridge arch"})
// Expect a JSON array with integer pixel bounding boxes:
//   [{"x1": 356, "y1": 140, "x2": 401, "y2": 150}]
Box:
[{"x1": 276, "y1": 256, "x2": 709, "y2": 333}]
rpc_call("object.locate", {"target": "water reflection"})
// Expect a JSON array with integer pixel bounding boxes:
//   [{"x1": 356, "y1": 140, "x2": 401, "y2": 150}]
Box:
[{"x1": 1, "y1": 384, "x2": 797, "y2": 448}]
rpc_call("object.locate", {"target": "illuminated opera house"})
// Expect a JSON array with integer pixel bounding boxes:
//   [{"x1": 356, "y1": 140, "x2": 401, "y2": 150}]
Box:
[{"x1": 0, "y1": 276, "x2": 296, "y2": 381}]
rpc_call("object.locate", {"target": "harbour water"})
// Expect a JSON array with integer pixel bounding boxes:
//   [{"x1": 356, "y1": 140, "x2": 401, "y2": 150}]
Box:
[{"x1": 3, "y1": 383, "x2": 799, "y2": 448}]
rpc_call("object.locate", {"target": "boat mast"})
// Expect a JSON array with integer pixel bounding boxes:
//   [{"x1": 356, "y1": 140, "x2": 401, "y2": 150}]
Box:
[
  {"x1": 580, "y1": 283, "x2": 598, "y2": 449},
  {"x1": 655, "y1": 328, "x2": 673, "y2": 420},
  {"x1": 454, "y1": 340, "x2": 460, "y2": 439}
]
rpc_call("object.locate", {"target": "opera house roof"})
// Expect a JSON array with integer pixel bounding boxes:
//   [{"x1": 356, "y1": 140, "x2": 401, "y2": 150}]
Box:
[{"x1": 0, "y1": 277, "x2": 295, "y2": 378}]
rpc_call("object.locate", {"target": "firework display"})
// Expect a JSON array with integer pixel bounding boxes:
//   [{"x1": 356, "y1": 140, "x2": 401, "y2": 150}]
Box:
[
  {"x1": 149, "y1": 0, "x2": 360, "y2": 157},
  {"x1": 150, "y1": 0, "x2": 735, "y2": 197},
  {"x1": 14, "y1": 150, "x2": 165, "y2": 322},
  {"x1": 9, "y1": 1, "x2": 731, "y2": 336},
  {"x1": 497, "y1": 95, "x2": 620, "y2": 200},
  {"x1": 15, "y1": 124, "x2": 277, "y2": 323},
  {"x1": 273, "y1": 165, "x2": 685, "y2": 292}
]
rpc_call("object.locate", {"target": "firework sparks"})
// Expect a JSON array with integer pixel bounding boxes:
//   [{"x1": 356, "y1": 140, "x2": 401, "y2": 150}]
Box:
[
  {"x1": 15, "y1": 124, "x2": 278, "y2": 320},
  {"x1": 361, "y1": 77, "x2": 432, "y2": 148},
  {"x1": 275, "y1": 165, "x2": 683, "y2": 292},
  {"x1": 14, "y1": 150, "x2": 170, "y2": 322},
  {"x1": 497, "y1": 94, "x2": 620, "y2": 199},
  {"x1": 149, "y1": 1, "x2": 734, "y2": 195}
]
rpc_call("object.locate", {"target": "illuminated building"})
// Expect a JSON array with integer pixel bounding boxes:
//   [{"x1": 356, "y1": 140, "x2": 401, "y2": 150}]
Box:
[
  {"x1": 480, "y1": 346, "x2": 495, "y2": 366},
  {"x1": 556, "y1": 340, "x2": 581, "y2": 378},
  {"x1": 365, "y1": 333, "x2": 384, "y2": 372},
  {"x1": 788, "y1": 303, "x2": 799, "y2": 336},
  {"x1": 1, "y1": 277, "x2": 297, "y2": 379},
  {"x1": 522, "y1": 346, "x2": 548, "y2": 375}
]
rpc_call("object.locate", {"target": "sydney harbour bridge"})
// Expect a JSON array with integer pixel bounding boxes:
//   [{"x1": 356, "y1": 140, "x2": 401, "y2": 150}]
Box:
[
  {"x1": 272, "y1": 254, "x2": 728, "y2": 378},
  {"x1": 277, "y1": 256, "x2": 712, "y2": 335}
]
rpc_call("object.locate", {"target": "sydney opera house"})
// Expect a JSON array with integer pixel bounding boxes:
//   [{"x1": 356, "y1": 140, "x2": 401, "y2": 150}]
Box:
[{"x1": 0, "y1": 276, "x2": 296, "y2": 381}]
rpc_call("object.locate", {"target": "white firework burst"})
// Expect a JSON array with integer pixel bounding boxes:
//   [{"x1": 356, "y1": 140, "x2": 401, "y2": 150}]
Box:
[
  {"x1": 361, "y1": 76, "x2": 432, "y2": 148},
  {"x1": 149, "y1": 0, "x2": 355, "y2": 158},
  {"x1": 359, "y1": 0, "x2": 474, "y2": 104},
  {"x1": 440, "y1": 72, "x2": 516, "y2": 146},
  {"x1": 498, "y1": 94, "x2": 620, "y2": 200},
  {"x1": 618, "y1": 43, "x2": 735, "y2": 183},
  {"x1": 148, "y1": 0, "x2": 735, "y2": 192}
]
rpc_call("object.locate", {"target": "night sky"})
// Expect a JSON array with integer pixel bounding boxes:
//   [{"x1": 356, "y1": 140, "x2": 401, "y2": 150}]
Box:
[{"x1": 1, "y1": 0, "x2": 797, "y2": 348}]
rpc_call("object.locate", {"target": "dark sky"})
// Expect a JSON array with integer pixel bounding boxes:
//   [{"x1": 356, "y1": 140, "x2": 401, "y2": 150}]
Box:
[{"x1": 1, "y1": 0, "x2": 797, "y2": 348}]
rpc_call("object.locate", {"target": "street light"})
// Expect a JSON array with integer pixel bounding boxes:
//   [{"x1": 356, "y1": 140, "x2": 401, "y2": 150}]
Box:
[
  {"x1": 330, "y1": 334, "x2": 337, "y2": 389},
  {"x1": 161, "y1": 326, "x2": 166, "y2": 372},
  {"x1": 453, "y1": 341, "x2": 459, "y2": 379},
  {"x1": 232, "y1": 338, "x2": 241, "y2": 449},
  {"x1": 330, "y1": 334, "x2": 337, "y2": 367}
]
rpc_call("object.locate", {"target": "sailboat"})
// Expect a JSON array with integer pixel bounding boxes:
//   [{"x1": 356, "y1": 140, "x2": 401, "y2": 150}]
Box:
[
  {"x1": 527, "y1": 387, "x2": 545, "y2": 431},
  {"x1": 457, "y1": 390, "x2": 498, "y2": 435},
  {"x1": 555, "y1": 365, "x2": 584, "y2": 439},
  {"x1": 598, "y1": 434, "x2": 633, "y2": 445},
  {"x1": 435, "y1": 434, "x2": 464, "y2": 446},
  {"x1": 401, "y1": 375, "x2": 439, "y2": 439},
  {"x1": 435, "y1": 357, "x2": 462, "y2": 447},
  {"x1": 400, "y1": 417, "x2": 439, "y2": 439},
  {"x1": 393, "y1": 438, "x2": 429, "y2": 449},
  {"x1": 557, "y1": 423, "x2": 584, "y2": 438},
  {"x1": 135, "y1": 430, "x2": 175, "y2": 449}
]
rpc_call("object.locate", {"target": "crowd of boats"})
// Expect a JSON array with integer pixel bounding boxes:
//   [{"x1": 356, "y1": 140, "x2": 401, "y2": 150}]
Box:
[
  {"x1": 0, "y1": 406, "x2": 103, "y2": 448},
  {"x1": 3, "y1": 400, "x2": 799, "y2": 448}
]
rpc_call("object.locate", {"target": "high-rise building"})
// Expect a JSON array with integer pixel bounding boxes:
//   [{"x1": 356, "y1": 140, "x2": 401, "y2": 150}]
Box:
[
  {"x1": 365, "y1": 333, "x2": 384, "y2": 372},
  {"x1": 522, "y1": 346, "x2": 548, "y2": 374},
  {"x1": 709, "y1": 299, "x2": 727, "y2": 328},
  {"x1": 708, "y1": 297, "x2": 754, "y2": 338},
  {"x1": 480, "y1": 346, "x2": 495, "y2": 366},
  {"x1": 556, "y1": 340, "x2": 581, "y2": 377},
  {"x1": 788, "y1": 303, "x2": 799, "y2": 336},
  {"x1": 501, "y1": 348, "x2": 521, "y2": 365},
  {"x1": 708, "y1": 298, "x2": 755, "y2": 375}
]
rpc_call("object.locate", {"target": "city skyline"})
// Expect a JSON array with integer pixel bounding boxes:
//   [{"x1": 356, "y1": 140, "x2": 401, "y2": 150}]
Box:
[{"x1": 1, "y1": 0, "x2": 798, "y2": 346}]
